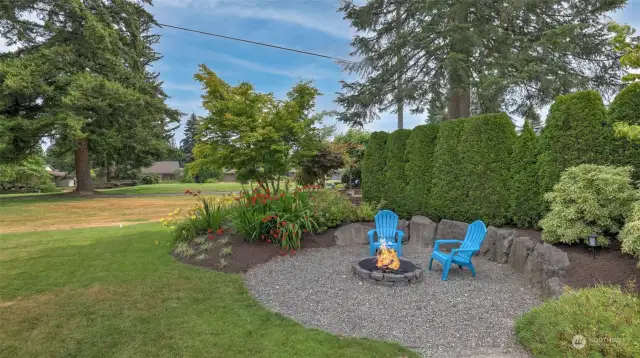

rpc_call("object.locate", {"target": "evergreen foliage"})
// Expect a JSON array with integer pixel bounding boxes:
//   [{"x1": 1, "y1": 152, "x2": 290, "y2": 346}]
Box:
[
  {"x1": 181, "y1": 113, "x2": 201, "y2": 163},
  {"x1": 362, "y1": 132, "x2": 388, "y2": 203},
  {"x1": 429, "y1": 118, "x2": 469, "y2": 221},
  {"x1": 609, "y1": 82, "x2": 640, "y2": 179},
  {"x1": 459, "y1": 113, "x2": 515, "y2": 225},
  {"x1": 404, "y1": 124, "x2": 439, "y2": 217},
  {"x1": 537, "y1": 91, "x2": 611, "y2": 197},
  {"x1": 511, "y1": 121, "x2": 541, "y2": 228},
  {"x1": 382, "y1": 129, "x2": 412, "y2": 216},
  {"x1": 539, "y1": 165, "x2": 637, "y2": 246}
]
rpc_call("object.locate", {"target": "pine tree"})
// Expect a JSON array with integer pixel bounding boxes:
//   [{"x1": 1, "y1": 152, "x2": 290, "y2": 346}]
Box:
[
  {"x1": 181, "y1": 113, "x2": 200, "y2": 163},
  {"x1": 0, "y1": 0, "x2": 180, "y2": 193},
  {"x1": 337, "y1": 0, "x2": 625, "y2": 126}
]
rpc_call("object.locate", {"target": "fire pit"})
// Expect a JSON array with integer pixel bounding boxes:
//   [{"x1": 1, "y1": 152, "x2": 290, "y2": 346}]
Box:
[{"x1": 351, "y1": 246, "x2": 423, "y2": 287}]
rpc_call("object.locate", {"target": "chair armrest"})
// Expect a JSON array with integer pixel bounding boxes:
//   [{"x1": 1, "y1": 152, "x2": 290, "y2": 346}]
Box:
[
  {"x1": 434, "y1": 239, "x2": 462, "y2": 251},
  {"x1": 396, "y1": 230, "x2": 404, "y2": 243},
  {"x1": 451, "y1": 248, "x2": 480, "y2": 254},
  {"x1": 368, "y1": 229, "x2": 376, "y2": 245}
]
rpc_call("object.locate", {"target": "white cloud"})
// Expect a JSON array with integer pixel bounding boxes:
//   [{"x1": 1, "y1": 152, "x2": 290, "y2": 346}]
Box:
[
  {"x1": 163, "y1": 82, "x2": 202, "y2": 92},
  {"x1": 0, "y1": 38, "x2": 17, "y2": 53},
  {"x1": 203, "y1": 51, "x2": 336, "y2": 79}
]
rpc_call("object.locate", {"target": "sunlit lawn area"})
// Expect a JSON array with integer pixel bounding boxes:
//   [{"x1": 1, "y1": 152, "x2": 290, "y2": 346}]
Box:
[
  {"x1": 0, "y1": 196, "x2": 199, "y2": 234},
  {"x1": 98, "y1": 182, "x2": 245, "y2": 195},
  {"x1": 0, "y1": 224, "x2": 414, "y2": 358}
]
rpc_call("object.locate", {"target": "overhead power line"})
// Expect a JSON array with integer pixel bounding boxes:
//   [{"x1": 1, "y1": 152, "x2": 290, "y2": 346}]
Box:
[{"x1": 157, "y1": 23, "x2": 352, "y2": 63}]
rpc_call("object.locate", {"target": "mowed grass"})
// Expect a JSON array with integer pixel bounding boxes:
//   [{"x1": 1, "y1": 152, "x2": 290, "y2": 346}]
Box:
[
  {"x1": 0, "y1": 196, "x2": 199, "y2": 234},
  {"x1": 0, "y1": 224, "x2": 415, "y2": 358},
  {"x1": 98, "y1": 182, "x2": 245, "y2": 195}
]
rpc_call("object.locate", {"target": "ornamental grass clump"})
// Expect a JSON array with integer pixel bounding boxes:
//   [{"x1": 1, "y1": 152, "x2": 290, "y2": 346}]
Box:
[{"x1": 539, "y1": 164, "x2": 638, "y2": 246}]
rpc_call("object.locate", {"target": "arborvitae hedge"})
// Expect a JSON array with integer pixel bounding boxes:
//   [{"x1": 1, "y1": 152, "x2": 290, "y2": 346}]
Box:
[
  {"x1": 609, "y1": 82, "x2": 640, "y2": 180},
  {"x1": 404, "y1": 124, "x2": 440, "y2": 218},
  {"x1": 511, "y1": 120, "x2": 541, "y2": 228},
  {"x1": 361, "y1": 131, "x2": 387, "y2": 203},
  {"x1": 383, "y1": 129, "x2": 412, "y2": 216},
  {"x1": 538, "y1": 91, "x2": 611, "y2": 196},
  {"x1": 459, "y1": 113, "x2": 516, "y2": 226},
  {"x1": 429, "y1": 118, "x2": 469, "y2": 221}
]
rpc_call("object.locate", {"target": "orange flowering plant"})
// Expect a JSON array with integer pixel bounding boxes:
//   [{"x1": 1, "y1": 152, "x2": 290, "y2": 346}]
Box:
[{"x1": 231, "y1": 181, "x2": 319, "y2": 251}]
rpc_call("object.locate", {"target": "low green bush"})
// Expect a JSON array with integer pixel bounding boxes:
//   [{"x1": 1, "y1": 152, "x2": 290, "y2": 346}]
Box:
[
  {"x1": 161, "y1": 192, "x2": 234, "y2": 243},
  {"x1": 619, "y1": 202, "x2": 640, "y2": 268},
  {"x1": 539, "y1": 164, "x2": 638, "y2": 245},
  {"x1": 140, "y1": 173, "x2": 160, "y2": 185},
  {"x1": 312, "y1": 189, "x2": 357, "y2": 232},
  {"x1": 353, "y1": 201, "x2": 377, "y2": 222},
  {"x1": 516, "y1": 286, "x2": 640, "y2": 357}
]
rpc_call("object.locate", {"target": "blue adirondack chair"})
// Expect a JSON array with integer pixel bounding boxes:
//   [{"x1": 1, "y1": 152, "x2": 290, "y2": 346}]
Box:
[
  {"x1": 368, "y1": 210, "x2": 404, "y2": 257},
  {"x1": 428, "y1": 220, "x2": 487, "y2": 281}
]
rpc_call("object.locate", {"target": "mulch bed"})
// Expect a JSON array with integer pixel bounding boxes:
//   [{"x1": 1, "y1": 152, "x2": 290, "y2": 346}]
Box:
[
  {"x1": 177, "y1": 228, "x2": 339, "y2": 274},
  {"x1": 516, "y1": 229, "x2": 640, "y2": 292}
]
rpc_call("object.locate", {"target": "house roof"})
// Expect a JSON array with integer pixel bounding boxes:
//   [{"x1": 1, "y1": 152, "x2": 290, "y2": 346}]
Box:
[
  {"x1": 46, "y1": 170, "x2": 67, "y2": 178},
  {"x1": 141, "y1": 161, "x2": 182, "y2": 174}
]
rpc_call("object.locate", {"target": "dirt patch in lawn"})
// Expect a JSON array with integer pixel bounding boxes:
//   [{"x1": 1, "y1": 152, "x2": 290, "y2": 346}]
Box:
[
  {"x1": 515, "y1": 229, "x2": 640, "y2": 292},
  {"x1": 177, "y1": 228, "x2": 341, "y2": 274}
]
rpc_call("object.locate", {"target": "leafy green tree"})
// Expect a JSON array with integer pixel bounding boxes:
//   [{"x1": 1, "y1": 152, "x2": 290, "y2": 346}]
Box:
[
  {"x1": 0, "y1": 156, "x2": 57, "y2": 193},
  {"x1": 459, "y1": 113, "x2": 515, "y2": 225},
  {"x1": 0, "y1": 0, "x2": 180, "y2": 193},
  {"x1": 382, "y1": 129, "x2": 411, "y2": 216},
  {"x1": 539, "y1": 165, "x2": 637, "y2": 246},
  {"x1": 404, "y1": 124, "x2": 439, "y2": 217},
  {"x1": 609, "y1": 22, "x2": 640, "y2": 83},
  {"x1": 538, "y1": 91, "x2": 612, "y2": 197},
  {"x1": 337, "y1": 0, "x2": 624, "y2": 126},
  {"x1": 45, "y1": 142, "x2": 75, "y2": 173},
  {"x1": 191, "y1": 65, "x2": 325, "y2": 192},
  {"x1": 180, "y1": 113, "x2": 200, "y2": 163},
  {"x1": 333, "y1": 128, "x2": 370, "y2": 187},
  {"x1": 511, "y1": 120, "x2": 541, "y2": 228},
  {"x1": 361, "y1": 131, "x2": 388, "y2": 203}
]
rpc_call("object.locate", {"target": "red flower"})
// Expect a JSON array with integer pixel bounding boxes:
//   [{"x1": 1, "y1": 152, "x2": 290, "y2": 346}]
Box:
[
  {"x1": 216, "y1": 228, "x2": 224, "y2": 235},
  {"x1": 273, "y1": 233, "x2": 278, "y2": 238},
  {"x1": 261, "y1": 234, "x2": 265, "y2": 239},
  {"x1": 280, "y1": 251, "x2": 287, "y2": 256},
  {"x1": 185, "y1": 189, "x2": 191, "y2": 194},
  {"x1": 207, "y1": 228, "x2": 213, "y2": 233},
  {"x1": 303, "y1": 229, "x2": 307, "y2": 233},
  {"x1": 267, "y1": 239, "x2": 271, "y2": 243},
  {"x1": 208, "y1": 234, "x2": 214, "y2": 240}
]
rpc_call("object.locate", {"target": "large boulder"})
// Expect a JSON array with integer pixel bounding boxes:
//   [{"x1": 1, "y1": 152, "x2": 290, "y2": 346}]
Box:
[
  {"x1": 407, "y1": 216, "x2": 438, "y2": 247},
  {"x1": 544, "y1": 277, "x2": 566, "y2": 298},
  {"x1": 435, "y1": 219, "x2": 468, "y2": 240},
  {"x1": 523, "y1": 243, "x2": 570, "y2": 294},
  {"x1": 479, "y1": 226, "x2": 516, "y2": 263},
  {"x1": 334, "y1": 223, "x2": 370, "y2": 246},
  {"x1": 508, "y1": 237, "x2": 538, "y2": 273},
  {"x1": 398, "y1": 219, "x2": 410, "y2": 242}
]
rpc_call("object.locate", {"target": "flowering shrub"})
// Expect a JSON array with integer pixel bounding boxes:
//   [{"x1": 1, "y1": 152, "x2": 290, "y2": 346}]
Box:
[
  {"x1": 161, "y1": 190, "x2": 233, "y2": 243},
  {"x1": 231, "y1": 183, "x2": 318, "y2": 251},
  {"x1": 619, "y1": 202, "x2": 640, "y2": 268}
]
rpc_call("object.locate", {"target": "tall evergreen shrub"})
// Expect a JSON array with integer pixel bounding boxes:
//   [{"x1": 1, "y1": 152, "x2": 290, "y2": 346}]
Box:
[
  {"x1": 609, "y1": 82, "x2": 640, "y2": 180},
  {"x1": 430, "y1": 118, "x2": 469, "y2": 221},
  {"x1": 538, "y1": 91, "x2": 611, "y2": 196},
  {"x1": 362, "y1": 131, "x2": 387, "y2": 203},
  {"x1": 459, "y1": 113, "x2": 516, "y2": 225},
  {"x1": 404, "y1": 124, "x2": 440, "y2": 217},
  {"x1": 511, "y1": 120, "x2": 541, "y2": 228},
  {"x1": 383, "y1": 129, "x2": 412, "y2": 216}
]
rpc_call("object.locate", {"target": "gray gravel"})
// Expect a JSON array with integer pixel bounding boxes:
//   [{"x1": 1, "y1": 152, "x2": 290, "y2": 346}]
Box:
[{"x1": 244, "y1": 246, "x2": 542, "y2": 358}]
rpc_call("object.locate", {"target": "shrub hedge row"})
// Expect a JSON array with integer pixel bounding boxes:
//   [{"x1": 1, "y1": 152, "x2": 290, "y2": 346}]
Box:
[{"x1": 362, "y1": 88, "x2": 638, "y2": 227}]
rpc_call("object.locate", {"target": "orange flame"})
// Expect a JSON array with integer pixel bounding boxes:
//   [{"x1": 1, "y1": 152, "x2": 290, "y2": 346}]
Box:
[{"x1": 376, "y1": 246, "x2": 400, "y2": 271}]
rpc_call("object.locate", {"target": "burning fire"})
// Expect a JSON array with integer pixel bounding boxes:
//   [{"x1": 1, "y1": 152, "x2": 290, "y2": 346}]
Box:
[{"x1": 376, "y1": 238, "x2": 400, "y2": 271}]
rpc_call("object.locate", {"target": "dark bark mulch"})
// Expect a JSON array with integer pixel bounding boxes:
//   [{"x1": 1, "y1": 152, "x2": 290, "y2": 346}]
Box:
[
  {"x1": 178, "y1": 228, "x2": 338, "y2": 274},
  {"x1": 516, "y1": 229, "x2": 640, "y2": 292}
]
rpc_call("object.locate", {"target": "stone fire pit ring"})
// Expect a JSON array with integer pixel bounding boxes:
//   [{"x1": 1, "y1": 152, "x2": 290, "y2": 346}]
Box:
[{"x1": 351, "y1": 257, "x2": 424, "y2": 287}]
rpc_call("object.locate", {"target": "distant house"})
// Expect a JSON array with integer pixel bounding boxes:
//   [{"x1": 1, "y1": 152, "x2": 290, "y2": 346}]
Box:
[
  {"x1": 221, "y1": 168, "x2": 297, "y2": 183},
  {"x1": 141, "y1": 161, "x2": 183, "y2": 181},
  {"x1": 45, "y1": 165, "x2": 76, "y2": 187}
]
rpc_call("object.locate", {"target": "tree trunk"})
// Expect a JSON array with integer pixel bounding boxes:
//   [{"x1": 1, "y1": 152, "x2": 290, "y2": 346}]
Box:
[
  {"x1": 395, "y1": 3, "x2": 404, "y2": 129},
  {"x1": 447, "y1": 1, "x2": 471, "y2": 120},
  {"x1": 397, "y1": 100, "x2": 404, "y2": 129},
  {"x1": 74, "y1": 137, "x2": 95, "y2": 194}
]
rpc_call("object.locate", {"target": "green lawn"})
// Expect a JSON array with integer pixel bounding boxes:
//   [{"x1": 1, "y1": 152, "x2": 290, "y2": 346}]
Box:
[
  {"x1": 0, "y1": 224, "x2": 415, "y2": 357},
  {"x1": 98, "y1": 182, "x2": 245, "y2": 195}
]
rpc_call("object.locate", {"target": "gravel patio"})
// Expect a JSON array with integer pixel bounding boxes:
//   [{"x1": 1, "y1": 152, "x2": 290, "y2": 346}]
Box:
[{"x1": 245, "y1": 246, "x2": 542, "y2": 358}]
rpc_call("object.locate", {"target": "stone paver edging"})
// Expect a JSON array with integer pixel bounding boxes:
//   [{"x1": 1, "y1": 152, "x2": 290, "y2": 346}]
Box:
[{"x1": 351, "y1": 258, "x2": 424, "y2": 286}]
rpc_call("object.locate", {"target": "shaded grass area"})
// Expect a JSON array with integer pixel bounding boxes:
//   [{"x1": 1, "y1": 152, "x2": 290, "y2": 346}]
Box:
[
  {"x1": 515, "y1": 286, "x2": 640, "y2": 357},
  {"x1": 0, "y1": 196, "x2": 198, "y2": 234},
  {"x1": 98, "y1": 182, "x2": 245, "y2": 195},
  {"x1": 0, "y1": 224, "x2": 415, "y2": 357}
]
